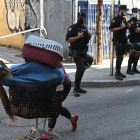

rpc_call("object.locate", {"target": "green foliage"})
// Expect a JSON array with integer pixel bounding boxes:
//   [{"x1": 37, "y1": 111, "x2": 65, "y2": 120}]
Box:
[{"x1": 8, "y1": 45, "x2": 11, "y2": 48}]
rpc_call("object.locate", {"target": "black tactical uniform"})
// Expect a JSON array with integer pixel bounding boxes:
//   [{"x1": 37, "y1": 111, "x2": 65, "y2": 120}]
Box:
[
  {"x1": 66, "y1": 12, "x2": 93, "y2": 97},
  {"x1": 127, "y1": 8, "x2": 140, "y2": 75},
  {"x1": 109, "y1": 5, "x2": 128, "y2": 80}
]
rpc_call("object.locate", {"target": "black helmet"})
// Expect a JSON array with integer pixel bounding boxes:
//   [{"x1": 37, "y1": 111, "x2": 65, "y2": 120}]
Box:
[
  {"x1": 131, "y1": 50, "x2": 139, "y2": 57},
  {"x1": 124, "y1": 42, "x2": 133, "y2": 52},
  {"x1": 133, "y1": 42, "x2": 140, "y2": 51},
  {"x1": 85, "y1": 53, "x2": 93, "y2": 65},
  {"x1": 85, "y1": 53, "x2": 93, "y2": 71}
]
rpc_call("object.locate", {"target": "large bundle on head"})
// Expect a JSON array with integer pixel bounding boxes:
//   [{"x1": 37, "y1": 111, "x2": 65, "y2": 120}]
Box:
[{"x1": 22, "y1": 35, "x2": 63, "y2": 68}]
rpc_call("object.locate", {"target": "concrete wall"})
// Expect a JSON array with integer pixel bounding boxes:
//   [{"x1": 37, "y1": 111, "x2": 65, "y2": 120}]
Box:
[
  {"x1": 25, "y1": 1, "x2": 72, "y2": 60},
  {"x1": 0, "y1": 0, "x2": 24, "y2": 48},
  {"x1": 44, "y1": 1, "x2": 72, "y2": 60},
  {"x1": 0, "y1": 0, "x2": 71, "y2": 60}
]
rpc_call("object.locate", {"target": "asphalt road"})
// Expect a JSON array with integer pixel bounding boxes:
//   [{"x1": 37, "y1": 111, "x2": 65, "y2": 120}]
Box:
[{"x1": 1, "y1": 86, "x2": 140, "y2": 140}]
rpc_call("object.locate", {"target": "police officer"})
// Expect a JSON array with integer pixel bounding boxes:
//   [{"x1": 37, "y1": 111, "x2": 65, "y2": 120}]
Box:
[
  {"x1": 109, "y1": 5, "x2": 130, "y2": 80},
  {"x1": 65, "y1": 12, "x2": 93, "y2": 97},
  {"x1": 127, "y1": 8, "x2": 140, "y2": 75}
]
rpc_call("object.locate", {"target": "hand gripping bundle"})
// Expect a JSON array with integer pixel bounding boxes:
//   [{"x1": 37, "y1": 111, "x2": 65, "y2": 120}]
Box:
[{"x1": 22, "y1": 35, "x2": 63, "y2": 68}]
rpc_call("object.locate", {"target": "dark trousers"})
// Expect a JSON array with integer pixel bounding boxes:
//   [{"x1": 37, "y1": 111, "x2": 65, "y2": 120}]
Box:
[
  {"x1": 115, "y1": 49, "x2": 125, "y2": 73},
  {"x1": 115, "y1": 40, "x2": 126, "y2": 73},
  {"x1": 74, "y1": 58, "x2": 85, "y2": 87},
  {"x1": 72, "y1": 50, "x2": 93, "y2": 87},
  {"x1": 48, "y1": 81, "x2": 71, "y2": 128},
  {"x1": 128, "y1": 53, "x2": 139, "y2": 70}
]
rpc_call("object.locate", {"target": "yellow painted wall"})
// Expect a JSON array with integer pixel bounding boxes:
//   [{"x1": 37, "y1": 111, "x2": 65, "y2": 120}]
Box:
[{"x1": 0, "y1": 0, "x2": 24, "y2": 49}]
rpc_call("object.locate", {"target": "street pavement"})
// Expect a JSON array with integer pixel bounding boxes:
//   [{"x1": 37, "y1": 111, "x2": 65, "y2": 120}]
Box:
[
  {"x1": 1, "y1": 46, "x2": 140, "y2": 140},
  {"x1": 1, "y1": 86, "x2": 140, "y2": 140},
  {"x1": 1, "y1": 46, "x2": 140, "y2": 87}
]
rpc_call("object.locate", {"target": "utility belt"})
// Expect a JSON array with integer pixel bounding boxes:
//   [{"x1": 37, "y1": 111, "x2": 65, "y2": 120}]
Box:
[
  {"x1": 114, "y1": 38, "x2": 127, "y2": 53},
  {"x1": 128, "y1": 34, "x2": 140, "y2": 42},
  {"x1": 69, "y1": 48, "x2": 87, "y2": 59},
  {"x1": 69, "y1": 46, "x2": 87, "y2": 56},
  {"x1": 74, "y1": 48, "x2": 87, "y2": 52},
  {"x1": 116, "y1": 38, "x2": 127, "y2": 43},
  {"x1": 131, "y1": 39, "x2": 140, "y2": 43}
]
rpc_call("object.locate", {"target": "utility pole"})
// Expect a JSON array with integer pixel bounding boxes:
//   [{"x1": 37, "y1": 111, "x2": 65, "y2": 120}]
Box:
[
  {"x1": 96, "y1": 0, "x2": 103, "y2": 65},
  {"x1": 110, "y1": 0, "x2": 115, "y2": 76}
]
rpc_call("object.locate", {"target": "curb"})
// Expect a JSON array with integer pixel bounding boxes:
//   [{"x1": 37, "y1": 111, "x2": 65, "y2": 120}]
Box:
[
  {"x1": 71, "y1": 79, "x2": 140, "y2": 88},
  {"x1": 0, "y1": 58, "x2": 11, "y2": 64}
]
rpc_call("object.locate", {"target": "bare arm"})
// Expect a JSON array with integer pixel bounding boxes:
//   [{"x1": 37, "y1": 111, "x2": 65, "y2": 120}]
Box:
[
  {"x1": 67, "y1": 32, "x2": 83, "y2": 43},
  {"x1": 135, "y1": 27, "x2": 140, "y2": 33},
  {"x1": 110, "y1": 27, "x2": 122, "y2": 32},
  {"x1": 110, "y1": 23, "x2": 126, "y2": 32}
]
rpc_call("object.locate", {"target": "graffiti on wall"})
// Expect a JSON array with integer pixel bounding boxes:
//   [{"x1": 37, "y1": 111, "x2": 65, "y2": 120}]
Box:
[
  {"x1": 4, "y1": 0, "x2": 43, "y2": 32},
  {"x1": 49, "y1": 8, "x2": 71, "y2": 30}
]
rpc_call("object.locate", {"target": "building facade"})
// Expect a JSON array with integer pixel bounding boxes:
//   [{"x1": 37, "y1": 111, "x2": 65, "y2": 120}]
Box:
[{"x1": 0, "y1": 0, "x2": 139, "y2": 60}]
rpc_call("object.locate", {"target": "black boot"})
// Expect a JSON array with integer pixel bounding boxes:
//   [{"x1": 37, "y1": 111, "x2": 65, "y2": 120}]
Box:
[
  {"x1": 115, "y1": 72, "x2": 123, "y2": 80},
  {"x1": 126, "y1": 64, "x2": 134, "y2": 75},
  {"x1": 79, "y1": 88, "x2": 87, "y2": 93},
  {"x1": 126, "y1": 69, "x2": 134, "y2": 75},
  {"x1": 73, "y1": 88, "x2": 80, "y2": 97},
  {"x1": 73, "y1": 84, "x2": 80, "y2": 97},
  {"x1": 132, "y1": 67, "x2": 140, "y2": 73},
  {"x1": 120, "y1": 73, "x2": 126, "y2": 78}
]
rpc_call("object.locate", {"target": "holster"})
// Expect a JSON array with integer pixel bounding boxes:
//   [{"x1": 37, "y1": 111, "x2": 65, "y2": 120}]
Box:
[
  {"x1": 73, "y1": 50, "x2": 79, "y2": 58},
  {"x1": 73, "y1": 49, "x2": 87, "y2": 60},
  {"x1": 68, "y1": 46, "x2": 74, "y2": 56},
  {"x1": 114, "y1": 38, "x2": 126, "y2": 52}
]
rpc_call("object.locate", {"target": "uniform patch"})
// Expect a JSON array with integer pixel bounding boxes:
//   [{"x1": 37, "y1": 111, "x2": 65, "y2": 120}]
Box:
[
  {"x1": 112, "y1": 20, "x2": 115, "y2": 23},
  {"x1": 82, "y1": 29, "x2": 86, "y2": 31},
  {"x1": 131, "y1": 21, "x2": 133, "y2": 24},
  {"x1": 69, "y1": 28, "x2": 72, "y2": 31}
]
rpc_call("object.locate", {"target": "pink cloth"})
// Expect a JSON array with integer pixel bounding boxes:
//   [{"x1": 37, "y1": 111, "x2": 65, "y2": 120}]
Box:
[{"x1": 58, "y1": 63, "x2": 70, "y2": 85}]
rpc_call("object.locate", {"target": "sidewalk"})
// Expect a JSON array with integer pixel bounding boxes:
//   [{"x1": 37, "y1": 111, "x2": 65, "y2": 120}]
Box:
[
  {"x1": 64, "y1": 57, "x2": 140, "y2": 87},
  {"x1": 1, "y1": 46, "x2": 140, "y2": 87}
]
